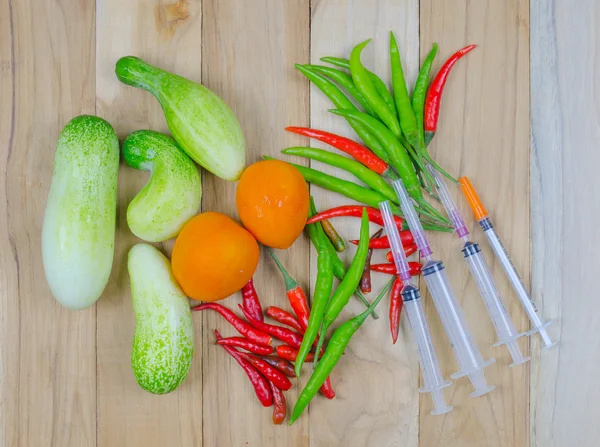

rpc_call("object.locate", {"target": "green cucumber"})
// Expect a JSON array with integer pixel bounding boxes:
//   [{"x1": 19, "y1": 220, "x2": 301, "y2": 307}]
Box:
[
  {"x1": 123, "y1": 130, "x2": 201, "y2": 242},
  {"x1": 128, "y1": 244, "x2": 194, "y2": 394},
  {"x1": 116, "y1": 56, "x2": 245, "y2": 182},
  {"x1": 42, "y1": 115, "x2": 119, "y2": 310}
]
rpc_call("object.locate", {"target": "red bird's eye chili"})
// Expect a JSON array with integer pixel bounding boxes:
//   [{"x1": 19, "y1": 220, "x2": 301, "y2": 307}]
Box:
[
  {"x1": 216, "y1": 337, "x2": 274, "y2": 356},
  {"x1": 214, "y1": 330, "x2": 273, "y2": 407},
  {"x1": 424, "y1": 44, "x2": 477, "y2": 146},
  {"x1": 360, "y1": 229, "x2": 383, "y2": 293},
  {"x1": 307, "y1": 205, "x2": 405, "y2": 230},
  {"x1": 276, "y1": 345, "x2": 315, "y2": 362},
  {"x1": 350, "y1": 230, "x2": 414, "y2": 249},
  {"x1": 370, "y1": 262, "x2": 422, "y2": 276},
  {"x1": 386, "y1": 244, "x2": 418, "y2": 263},
  {"x1": 320, "y1": 218, "x2": 345, "y2": 252},
  {"x1": 270, "y1": 382, "x2": 287, "y2": 425},
  {"x1": 261, "y1": 356, "x2": 297, "y2": 378},
  {"x1": 238, "y1": 352, "x2": 293, "y2": 391},
  {"x1": 265, "y1": 306, "x2": 304, "y2": 334},
  {"x1": 192, "y1": 303, "x2": 272, "y2": 346},
  {"x1": 267, "y1": 248, "x2": 311, "y2": 331},
  {"x1": 320, "y1": 377, "x2": 336, "y2": 399},
  {"x1": 389, "y1": 277, "x2": 403, "y2": 344},
  {"x1": 284, "y1": 126, "x2": 396, "y2": 179},
  {"x1": 241, "y1": 278, "x2": 263, "y2": 322},
  {"x1": 239, "y1": 305, "x2": 304, "y2": 349}
]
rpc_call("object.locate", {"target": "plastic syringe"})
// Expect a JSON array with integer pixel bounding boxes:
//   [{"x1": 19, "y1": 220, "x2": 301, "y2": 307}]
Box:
[
  {"x1": 393, "y1": 179, "x2": 495, "y2": 397},
  {"x1": 459, "y1": 177, "x2": 554, "y2": 349},
  {"x1": 380, "y1": 200, "x2": 452, "y2": 415},
  {"x1": 428, "y1": 166, "x2": 530, "y2": 367}
]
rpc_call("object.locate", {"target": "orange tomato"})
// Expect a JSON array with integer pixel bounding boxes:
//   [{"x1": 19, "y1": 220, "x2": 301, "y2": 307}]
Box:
[
  {"x1": 171, "y1": 212, "x2": 259, "y2": 302},
  {"x1": 236, "y1": 160, "x2": 309, "y2": 249}
]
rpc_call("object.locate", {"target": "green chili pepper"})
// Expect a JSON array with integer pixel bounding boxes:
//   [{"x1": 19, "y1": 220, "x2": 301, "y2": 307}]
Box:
[
  {"x1": 306, "y1": 199, "x2": 378, "y2": 318},
  {"x1": 294, "y1": 64, "x2": 387, "y2": 158},
  {"x1": 282, "y1": 147, "x2": 397, "y2": 203},
  {"x1": 349, "y1": 40, "x2": 402, "y2": 139},
  {"x1": 320, "y1": 56, "x2": 397, "y2": 116},
  {"x1": 305, "y1": 65, "x2": 378, "y2": 117},
  {"x1": 294, "y1": 242, "x2": 334, "y2": 377},
  {"x1": 412, "y1": 43, "x2": 438, "y2": 143},
  {"x1": 328, "y1": 109, "x2": 449, "y2": 224},
  {"x1": 289, "y1": 277, "x2": 394, "y2": 425},
  {"x1": 389, "y1": 32, "x2": 419, "y2": 148}
]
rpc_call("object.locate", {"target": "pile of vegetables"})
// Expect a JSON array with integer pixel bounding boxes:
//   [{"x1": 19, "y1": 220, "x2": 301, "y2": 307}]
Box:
[{"x1": 41, "y1": 32, "x2": 475, "y2": 425}]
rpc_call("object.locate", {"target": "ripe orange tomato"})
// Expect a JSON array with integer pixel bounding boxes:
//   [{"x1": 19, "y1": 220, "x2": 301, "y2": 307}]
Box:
[
  {"x1": 236, "y1": 160, "x2": 309, "y2": 249},
  {"x1": 171, "y1": 212, "x2": 259, "y2": 301}
]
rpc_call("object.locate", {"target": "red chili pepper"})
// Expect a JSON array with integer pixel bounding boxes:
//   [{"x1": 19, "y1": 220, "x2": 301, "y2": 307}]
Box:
[
  {"x1": 370, "y1": 262, "x2": 422, "y2": 276},
  {"x1": 261, "y1": 356, "x2": 297, "y2": 378},
  {"x1": 285, "y1": 126, "x2": 390, "y2": 176},
  {"x1": 239, "y1": 305, "x2": 304, "y2": 349},
  {"x1": 267, "y1": 249, "x2": 311, "y2": 331},
  {"x1": 239, "y1": 352, "x2": 293, "y2": 391},
  {"x1": 307, "y1": 205, "x2": 404, "y2": 230},
  {"x1": 216, "y1": 337, "x2": 274, "y2": 356},
  {"x1": 385, "y1": 244, "x2": 418, "y2": 263},
  {"x1": 193, "y1": 303, "x2": 272, "y2": 346},
  {"x1": 276, "y1": 345, "x2": 315, "y2": 362},
  {"x1": 241, "y1": 278, "x2": 263, "y2": 322},
  {"x1": 350, "y1": 230, "x2": 414, "y2": 249},
  {"x1": 269, "y1": 382, "x2": 287, "y2": 425},
  {"x1": 320, "y1": 377, "x2": 336, "y2": 399},
  {"x1": 424, "y1": 45, "x2": 477, "y2": 144},
  {"x1": 360, "y1": 229, "x2": 383, "y2": 293},
  {"x1": 265, "y1": 306, "x2": 304, "y2": 333},
  {"x1": 214, "y1": 330, "x2": 273, "y2": 407},
  {"x1": 389, "y1": 277, "x2": 403, "y2": 344}
]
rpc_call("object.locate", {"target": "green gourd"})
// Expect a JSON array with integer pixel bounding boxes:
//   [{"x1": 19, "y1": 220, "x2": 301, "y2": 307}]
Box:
[
  {"x1": 128, "y1": 243, "x2": 194, "y2": 394},
  {"x1": 123, "y1": 130, "x2": 201, "y2": 242},
  {"x1": 115, "y1": 56, "x2": 245, "y2": 182},
  {"x1": 42, "y1": 115, "x2": 119, "y2": 310}
]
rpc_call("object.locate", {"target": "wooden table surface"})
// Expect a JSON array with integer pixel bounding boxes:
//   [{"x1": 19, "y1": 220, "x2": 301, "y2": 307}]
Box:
[{"x1": 1, "y1": 0, "x2": 597, "y2": 446}]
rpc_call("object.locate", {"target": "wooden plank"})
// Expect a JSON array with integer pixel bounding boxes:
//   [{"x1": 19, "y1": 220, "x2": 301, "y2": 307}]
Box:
[
  {"x1": 530, "y1": 1, "x2": 599, "y2": 445},
  {"x1": 2, "y1": 0, "x2": 97, "y2": 445},
  {"x1": 309, "y1": 2, "x2": 420, "y2": 446},
  {"x1": 95, "y1": 0, "x2": 203, "y2": 445},
  {"x1": 200, "y1": 1, "x2": 310, "y2": 445},
  {"x1": 419, "y1": 1, "x2": 530, "y2": 446}
]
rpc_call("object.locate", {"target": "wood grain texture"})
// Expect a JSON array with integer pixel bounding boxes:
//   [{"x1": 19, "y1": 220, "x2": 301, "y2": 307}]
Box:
[
  {"x1": 95, "y1": 0, "x2": 203, "y2": 445},
  {"x1": 419, "y1": 1, "x2": 530, "y2": 446},
  {"x1": 308, "y1": 1, "x2": 420, "y2": 446},
  {"x1": 200, "y1": 1, "x2": 310, "y2": 445},
  {"x1": 530, "y1": 1, "x2": 599, "y2": 445}
]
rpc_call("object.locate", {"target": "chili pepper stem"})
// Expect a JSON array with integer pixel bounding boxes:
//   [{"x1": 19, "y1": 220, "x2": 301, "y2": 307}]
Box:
[
  {"x1": 421, "y1": 151, "x2": 458, "y2": 184},
  {"x1": 267, "y1": 248, "x2": 299, "y2": 291}
]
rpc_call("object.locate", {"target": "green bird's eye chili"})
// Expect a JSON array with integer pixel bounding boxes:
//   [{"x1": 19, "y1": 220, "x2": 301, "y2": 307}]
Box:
[
  {"x1": 284, "y1": 126, "x2": 394, "y2": 177},
  {"x1": 267, "y1": 248, "x2": 311, "y2": 331},
  {"x1": 389, "y1": 32, "x2": 419, "y2": 147},
  {"x1": 320, "y1": 217, "x2": 345, "y2": 252},
  {"x1": 282, "y1": 146, "x2": 398, "y2": 203},
  {"x1": 289, "y1": 277, "x2": 395, "y2": 424},
  {"x1": 424, "y1": 44, "x2": 477, "y2": 146},
  {"x1": 239, "y1": 305, "x2": 304, "y2": 349},
  {"x1": 305, "y1": 64, "x2": 378, "y2": 117},
  {"x1": 265, "y1": 306, "x2": 304, "y2": 334},
  {"x1": 193, "y1": 303, "x2": 272, "y2": 346},
  {"x1": 320, "y1": 56, "x2": 397, "y2": 117},
  {"x1": 216, "y1": 337, "x2": 274, "y2": 356},
  {"x1": 294, "y1": 64, "x2": 387, "y2": 157},
  {"x1": 295, "y1": 243, "x2": 334, "y2": 376},
  {"x1": 241, "y1": 278, "x2": 263, "y2": 322},
  {"x1": 412, "y1": 43, "x2": 438, "y2": 142},
  {"x1": 360, "y1": 228, "x2": 383, "y2": 293},
  {"x1": 349, "y1": 40, "x2": 402, "y2": 138},
  {"x1": 306, "y1": 198, "x2": 378, "y2": 318},
  {"x1": 214, "y1": 329, "x2": 273, "y2": 407},
  {"x1": 389, "y1": 277, "x2": 403, "y2": 344}
]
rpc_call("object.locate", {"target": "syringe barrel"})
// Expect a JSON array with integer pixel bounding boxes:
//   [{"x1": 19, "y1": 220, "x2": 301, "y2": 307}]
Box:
[
  {"x1": 380, "y1": 201, "x2": 412, "y2": 282},
  {"x1": 427, "y1": 165, "x2": 469, "y2": 238},
  {"x1": 392, "y1": 179, "x2": 432, "y2": 258},
  {"x1": 422, "y1": 260, "x2": 493, "y2": 377},
  {"x1": 462, "y1": 242, "x2": 522, "y2": 343},
  {"x1": 402, "y1": 286, "x2": 449, "y2": 390},
  {"x1": 479, "y1": 218, "x2": 553, "y2": 345}
]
